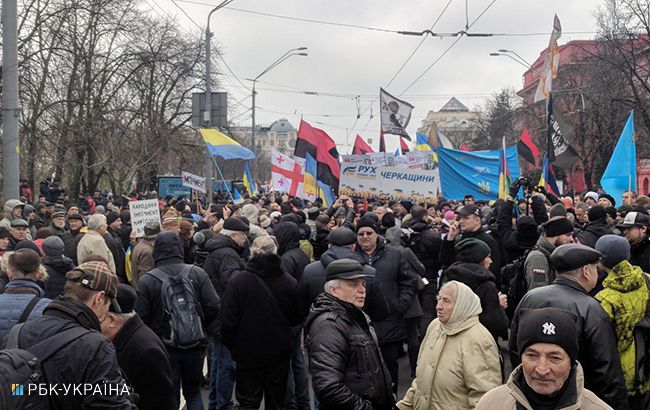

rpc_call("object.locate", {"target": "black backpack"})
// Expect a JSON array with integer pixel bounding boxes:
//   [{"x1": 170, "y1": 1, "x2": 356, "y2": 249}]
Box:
[
  {"x1": 147, "y1": 265, "x2": 206, "y2": 349},
  {"x1": 0, "y1": 324, "x2": 91, "y2": 410},
  {"x1": 501, "y1": 246, "x2": 551, "y2": 319}
]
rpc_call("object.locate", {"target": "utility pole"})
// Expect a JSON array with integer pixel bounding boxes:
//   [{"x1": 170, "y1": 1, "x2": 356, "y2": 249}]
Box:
[
  {"x1": 204, "y1": 24, "x2": 213, "y2": 204},
  {"x1": 2, "y1": 0, "x2": 20, "y2": 200}
]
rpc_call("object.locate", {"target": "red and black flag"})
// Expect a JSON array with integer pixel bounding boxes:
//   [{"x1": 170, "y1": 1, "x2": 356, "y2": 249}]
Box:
[
  {"x1": 547, "y1": 93, "x2": 579, "y2": 169},
  {"x1": 399, "y1": 137, "x2": 410, "y2": 153},
  {"x1": 353, "y1": 135, "x2": 374, "y2": 155},
  {"x1": 294, "y1": 120, "x2": 340, "y2": 189},
  {"x1": 517, "y1": 128, "x2": 540, "y2": 166},
  {"x1": 379, "y1": 131, "x2": 386, "y2": 153}
]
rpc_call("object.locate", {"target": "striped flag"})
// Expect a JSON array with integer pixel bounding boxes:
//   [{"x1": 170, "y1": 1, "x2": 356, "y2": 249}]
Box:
[
  {"x1": 498, "y1": 136, "x2": 511, "y2": 199},
  {"x1": 242, "y1": 163, "x2": 255, "y2": 195}
]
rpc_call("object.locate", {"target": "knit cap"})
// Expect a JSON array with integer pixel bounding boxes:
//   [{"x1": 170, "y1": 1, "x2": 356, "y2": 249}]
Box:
[
  {"x1": 454, "y1": 238, "x2": 491, "y2": 264},
  {"x1": 42, "y1": 236, "x2": 65, "y2": 257},
  {"x1": 517, "y1": 307, "x2": 579, "y2": 364},
  {"x1": 595, "y1": 235, "x2": 630, "y2": 269}
]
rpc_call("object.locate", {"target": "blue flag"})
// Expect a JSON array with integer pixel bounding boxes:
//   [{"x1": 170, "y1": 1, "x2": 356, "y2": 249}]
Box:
[
  {"x1": 601, "y1": 111, "x2": 636, "y2": 202},
  {"x1": 437, "y1": 146, "x2": 520, "y2": 200}
]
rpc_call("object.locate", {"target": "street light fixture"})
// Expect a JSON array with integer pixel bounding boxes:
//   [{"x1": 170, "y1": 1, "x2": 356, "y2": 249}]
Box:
[
  {"x1": 251, "y1": 48, "x2": 308, "y2": 181},
  {"x1": 490, "y1": 52, "x2": 541, "y2": 75},
  {"x1": 498, "y1": 49, "x2": 533, "y2": 68}
]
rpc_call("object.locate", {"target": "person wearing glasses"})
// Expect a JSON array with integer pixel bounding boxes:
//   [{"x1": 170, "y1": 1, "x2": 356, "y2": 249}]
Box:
[{"x1": 354, "y1": 215, "x2": 417, "y2": 395}]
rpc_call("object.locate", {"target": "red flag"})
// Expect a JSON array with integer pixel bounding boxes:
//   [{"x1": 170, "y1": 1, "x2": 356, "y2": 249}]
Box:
[
  {"x1": 294, "y1": 120, "x2": 340, "y2": 188},
  {"x1": 459, "y1": 144, "x2": 470, "y2": 152},
  {"x1": 517, "y1": 128, "x2": 540, "y2": 166},
  {"x1": 353, "y1": 135, "x2": 374, "y2": 155},
  {"x1": 399, "y1": 137, "x2": 410, "y2": 153},
  {"x1": 379, "y1": 131, "x2": 386, "y2": 153}
]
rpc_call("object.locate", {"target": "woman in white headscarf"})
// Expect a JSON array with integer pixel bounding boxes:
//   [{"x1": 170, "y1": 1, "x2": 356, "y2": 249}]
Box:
[{"x1": 397, "y1": 281, "x2": 501, "y2": 410}]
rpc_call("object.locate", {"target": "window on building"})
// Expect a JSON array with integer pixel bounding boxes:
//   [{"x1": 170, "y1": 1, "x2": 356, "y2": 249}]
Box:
[{"x1": 270, "y1": 140, "x2": 275, "y2": 147}]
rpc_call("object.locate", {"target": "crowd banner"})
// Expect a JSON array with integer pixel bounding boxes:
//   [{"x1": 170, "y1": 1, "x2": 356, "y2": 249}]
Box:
[
  {"x1": 341, "y1": 152, "x2": 435, "y2": 170},
  {"x1": 181, "y1": 171, "x2": 207, "y2": 193},
  {"x1": 339, "y1": 165, "x2": 440, "y2": 202},
  {"x1": 129, "y1": 199, "x2": 161, "y2": 238},
  {"x1": 437, "y1": 146, "x2": 520, "y2": 200}
]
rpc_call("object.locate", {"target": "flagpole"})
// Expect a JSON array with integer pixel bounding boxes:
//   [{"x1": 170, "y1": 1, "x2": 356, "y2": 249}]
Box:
[{"x1": 210, "y1": 155, "x2": 235, "y2": 203}]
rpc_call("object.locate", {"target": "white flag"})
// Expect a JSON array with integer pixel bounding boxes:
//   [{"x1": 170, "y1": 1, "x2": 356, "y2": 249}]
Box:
[
  {"x1": 534, "y1": 15, "x2": 562, "y2": 103},
  {"x1": 380, "y1": 88, "x2": 414, "y2": 140},
  {"x1": 271, "y1": 150, "x2": 306, "y2": 198}
]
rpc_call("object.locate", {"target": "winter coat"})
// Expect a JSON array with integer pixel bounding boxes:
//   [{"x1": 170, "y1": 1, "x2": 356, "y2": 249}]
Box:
[
  {"x1": 577, "y1": 219, "x2": 613, "y2": 249},
  {"x1": 311, "y1": 227, "x2": 330, "y2": 260},
  {"x1": 524, "y1": 235, "x2": 556, "y2": 290},
  {"x1": 385, "y1": 242, "x2": 424, "y2": 319},
  {"x1": 630, "y1": 235, "x2": 650, "y2": 274},
  {"x1": 0, "y1": 279, "x2": 51, "y2": 340},
  {"x1": 203, "y1": 234, "x2": 246, "y2": 296},
  {"x1": 61, "y1": 228, "x2": 83, "y2": 264},
  {"x1": 49, "y1": 222, "x2": 67, "y2": 238},
  {"x1": 510, "y1": 277, "x2": 631, "y2": 410},
  {"x1": 77, "y1": 229, "x2": 116, "y2": 273},
  {"x1": 595, "y1": 261, "x2": 650, "y2": 394},
  {"x1": 7, "y1": 297, "x2": 137, "y2": 410},
  {"x1": 0, "y1": 199, "x2": 23, "y2": 231},
  {"x1": 301, "y1": 245, "x2": 390, "y2": 322},
  {"x1": 112, "y1": 314, "x2": 175, "y2": 410},
  {"x1": 135, "y1": 231, "x2": 220, "y2": 341},
  {"x1": 355, "y1": 238, "x2": 417, "y2": 343},
  {"x1": 439, "y1": 227, "x2": 503, "y2": 282},
  {"x1": 441, "y1": 262, "x2": 509, "y2": 341},
  {"x1": 401, "y1": 219, "x2": 443, "y2": 280},
  {"x1": 496, "y1": 198, "x2": 542, "y2": 264},
  {"x1": 305, "y1": 293, "x2": 394, "y2": 410},
  {"x1": 476, "y1": 363, "x2": 612, "y2": 410},
  {"x1": 42, "y1": 255, "x2": 76, "y2": 299},
  {"x1": 274, "y1": 221, "x2": 311, "y2": 281},
  {"x1": 397, "y1": 315, "x2": 501, "y2": 410},
  {"x1": 220, "y1": 253, "x2": 303, "y2": 366},
  {"x1": 105, "y1": 228, "x2": 127, "y2": 282},
  {"x1": 130, "y1": 238, "x2": 155, "y2": 288}
]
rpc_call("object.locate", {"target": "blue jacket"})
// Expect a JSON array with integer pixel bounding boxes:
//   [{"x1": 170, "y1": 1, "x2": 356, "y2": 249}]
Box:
[{"x1": 0, "y1": 279, "x2": 51, "y2": 340}]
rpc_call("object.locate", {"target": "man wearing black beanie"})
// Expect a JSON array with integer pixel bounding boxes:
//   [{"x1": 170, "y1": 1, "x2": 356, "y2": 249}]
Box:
[
  {"x1": 477, "y1": 308, "x2": 610, "y2": 409},
  {"x1": 576, "y1": 205, "x2": 614, "y2": 249}
]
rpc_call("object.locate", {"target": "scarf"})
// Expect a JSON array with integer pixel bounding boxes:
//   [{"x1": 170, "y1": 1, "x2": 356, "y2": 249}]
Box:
[{"x1": 441, "y1": 280, "x2": 482, "y2": 334}]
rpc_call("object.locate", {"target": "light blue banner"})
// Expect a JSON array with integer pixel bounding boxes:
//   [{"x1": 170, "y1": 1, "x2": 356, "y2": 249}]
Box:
[
  {"x1": 601, "y1": 111, "x2": 636, "y2": 202},
  {"x1": 437, "y1": 146, "x2": 520, "y2": 200}
]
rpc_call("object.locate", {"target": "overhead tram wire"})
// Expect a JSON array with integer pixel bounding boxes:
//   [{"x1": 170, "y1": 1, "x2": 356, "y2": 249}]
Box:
[
  {"x1": 355, "y1": 0, "x2": 455, "y2": 136},
  {"x1": 399, "y1": 0, "x2": 499, "y2": 95}
]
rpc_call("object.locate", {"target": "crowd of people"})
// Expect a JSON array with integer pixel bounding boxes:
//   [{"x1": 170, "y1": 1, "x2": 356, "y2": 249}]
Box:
[{"x1": 0, "y1": 179, "x2": 649, "y2": 410}]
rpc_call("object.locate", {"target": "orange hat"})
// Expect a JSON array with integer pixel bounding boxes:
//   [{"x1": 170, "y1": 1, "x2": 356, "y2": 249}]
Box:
[{"x1": 561, "y1": 197, "x2": 574, "y2": 210}]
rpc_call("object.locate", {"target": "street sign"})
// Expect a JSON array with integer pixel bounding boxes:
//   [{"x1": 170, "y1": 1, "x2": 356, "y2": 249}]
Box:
[{"x1": 192, "y1": 92, "x2": 228, "y2": 127}]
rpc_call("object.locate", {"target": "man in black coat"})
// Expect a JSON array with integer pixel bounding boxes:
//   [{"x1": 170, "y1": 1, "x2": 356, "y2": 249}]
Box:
[
  {"x1": 220, "y1": 246, "x2": 304, "y2": 409},
  {"x1": 618, "y1": 211, "x2": 650, "y2": 273},
  {"x1": 104, "y1": 212, "x2": 127, "y2": 283},
  {"x1": 301, "y1": 227, "x2": 389, "y2": 322},
  {"x1": 305, "y1": 259, "x2": 394, "y2": 410},
  {"x1": 440, "y1": 204, "x2": 503, "y2": 281},
  {"x1": 274, "y1": 221, "x2": 310, "y2": 281},
  {"x1": 61, "y1": 213, "x2": 85, "y2": 264},
  {"x1": 4, "y1": 261, "x2": 137, "y2": 409},
  {"x1": 509, "y1": 243, "x2": 630, "y2": 410},
  {"x1": 102, "y1": 284, "x2": 174, "y2": 410},
  {"x1": 354, "y1": 216, "x2": 415, "y2": 394},
  {"x1": 576, "y1": 206, "x2": 613, "y2": 249},
  {"x1": 135, "y1": 231, "x2": 220, "y2": 410}
]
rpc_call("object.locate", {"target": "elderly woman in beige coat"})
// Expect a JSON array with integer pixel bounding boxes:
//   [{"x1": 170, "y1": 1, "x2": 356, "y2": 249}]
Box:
[{"x1": 397, "y1": 280, "x2": 501, "y2": 410}]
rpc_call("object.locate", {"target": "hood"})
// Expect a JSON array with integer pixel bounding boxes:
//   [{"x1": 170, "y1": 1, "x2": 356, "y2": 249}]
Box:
[
  {"x1": 443, "y1": 262, "x2": 495, "y2": 288},
  {"x1": 43, "y1": 256, "x2": 76, "y2": 272},
  {"x1": 320, "y1": 245, "x2": 365, "y2": 268},
  {"x1": 583, "y1": 220, "x2": 612, "y2": 237},
  {"x1": 402, "y1": 219, "x2": 428, "y2": 232},
  {"x1": 22, "y1": 205, "x2": 35, "y2": 220},
  {"x1": 273, "y1": 221, "x2": 300, "y2": 255},
  {"x1": 605, "y1": 260, "x2": 647, "y2": 293},
  {"x1": 204, "y1": 233, "x2": 242, "y2": 254},
  {"x1": 4, "y1": 199, "x2": 23, "y2": 219},
  {"x1": 304, "y1": 292, "x2": 361, "y2": 334},
  {"x1": 241, "y1": 204, "x2": 259, "y2": 225},
  {"x1": 245, "y1": 253, "x2": 283, "y2": 278},
  {"x1": 153, "y1": 231, "x2": 184, "y2": 264}
]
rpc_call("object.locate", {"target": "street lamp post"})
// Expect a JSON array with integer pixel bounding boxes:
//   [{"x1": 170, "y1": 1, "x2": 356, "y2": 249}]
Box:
[
  {"x1": 490, "y1": 49, "x2": 540, "y2": 74},
  {"x1": 204, "y1": 0, "x2": 234, "y2": 203},
  {"x1": 250, "y1": 48, "x2": 307, "y2": 182}
]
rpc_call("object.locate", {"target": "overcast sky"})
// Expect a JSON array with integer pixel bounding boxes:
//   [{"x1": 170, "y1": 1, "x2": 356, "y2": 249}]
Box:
[{"x1": 152, "y1": 0, "x2": 601, "y2": 152}]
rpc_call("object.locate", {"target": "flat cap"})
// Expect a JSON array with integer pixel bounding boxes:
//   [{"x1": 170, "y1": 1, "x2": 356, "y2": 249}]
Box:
[
  {"x1": 10, "y1": 218, "x2": 29, "y2": 228},
  {"x1": 223, "y1": 217, "x2": 250, "y2": 232},
  {"x1": 328, "y1": 227, "x2": 356, "y2": 246},
  {"x1": 326, "y1": 258, "x2": 375, "y2": 281},
  {"x1": 110, "y1": 283, "x2": 137, "y2": 313},
  {"x1": 51, "y1": 209, "x2": 66, "y2": 218},
  {"x1": 550, "y1": 243, "x2": 601, "y2": 272},
  {"x1": 67, "y1": 213, "x2": 84, "y2": 222}
]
